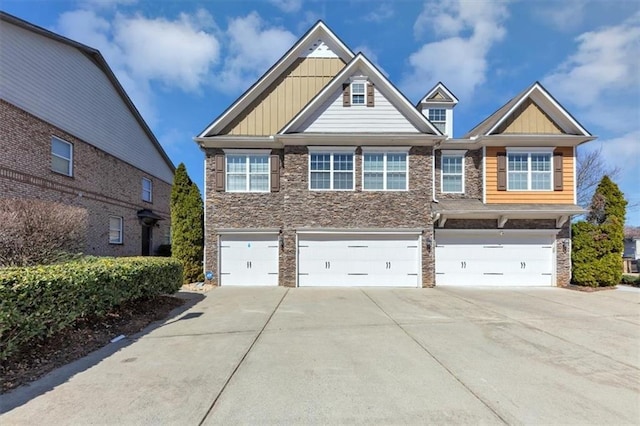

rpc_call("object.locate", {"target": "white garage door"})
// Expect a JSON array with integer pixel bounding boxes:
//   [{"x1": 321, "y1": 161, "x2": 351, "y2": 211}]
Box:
[
  {"x1": 435, "y1": 231, "x2": 555, "y2": 286},
  {"x1": 298, "y1": 234, "x2": 420, "y2": 287},
  {"x1": 219, "y1": 234, "x2": 279, "y2": 286}
]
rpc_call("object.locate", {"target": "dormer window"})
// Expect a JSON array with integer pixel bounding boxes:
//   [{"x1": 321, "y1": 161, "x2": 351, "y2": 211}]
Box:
[
  {"x1": 351, "y1": 82, "x2": 365, "y2": 105},
  {"x1": 428, "y1": 109, "x2": 446, "y2": 133}
]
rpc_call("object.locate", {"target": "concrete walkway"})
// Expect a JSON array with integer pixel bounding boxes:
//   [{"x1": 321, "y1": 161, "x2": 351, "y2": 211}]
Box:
[{"x1": 2, "y1": 286, "x2": 639, "y2": 425}]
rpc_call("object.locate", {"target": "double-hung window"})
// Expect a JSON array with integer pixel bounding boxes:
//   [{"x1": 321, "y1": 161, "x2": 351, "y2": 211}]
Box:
[
  {"x1": 428, "y1": 109, "x2": 446, "y2": 134},
  {"x1": 507, "y1": 150, "x2": 552, "y2": 191},
  {"x1": 51, "y1": 136, "x2": 73, "y2": 176},
  {"x1": 225, "y1": 151, "x2": 270, "y2": 192},
  {"x1": 109, "y1": 216, "x2": 123, "y2": 244},
  {"x1": 142, "y1": 177, "x2": 153, "y2": 202},
  {"x1": 363, "y1": 150, "x2": 408, "y2": 191},
  {"x1": 309, "y1": 149, "x2": 354, "y2": 190},
  {"x1": 441, "y1": 152, "x2": 464, "y2": 193},
  {"x1": 351, "y1": 82, "x2": 366, "y2": 105}
]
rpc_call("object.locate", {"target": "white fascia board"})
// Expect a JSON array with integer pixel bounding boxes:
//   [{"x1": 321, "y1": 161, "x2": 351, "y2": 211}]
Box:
[
  {"x1": 223, "y1": 148, "x2": 272, "y2": 155},
  {"x1": 198, "y1": 22, "x2": 354, "y2": 138},
  {"x1": 195, "y1": 136, "x2": 283, "y2": 149},
  {"x1": 296, "y1": 228, "x2": 424, "y2": 235},
  {"x1": 479, "y1": 134, "x2": 595, "y2": 147},
  {"x1": 280, "y1": 54, "x2": 442, "y2": 135},
  {"x1": 276, "y1": 133, "x2": 440, "y2": 146},
  {"x1": 486, "y1": 83, "x2": 591, "y2": 137},
  {"x1": 308, "y1": 145, "x2": 356, "y2": 152},
  {"x1": 216, "y1": 228, "x2": 281, "y2": 234},
  {"x1": 441, "y1": 149, "x2": 467, "y2": 155}
]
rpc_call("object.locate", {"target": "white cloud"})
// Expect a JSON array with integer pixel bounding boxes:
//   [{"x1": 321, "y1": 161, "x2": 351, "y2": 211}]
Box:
[
  {"x1": 215, "y1": 12, "x2": 297, "y2": 94},
  {"x1": 268, "y1": 0, "x2": 302, "y2": 13},
  {"x1": 363, "y1": 3, "x2": 394, "y2": 23},
  {"x1": 55, "y1": 9, "x2": 220, "y2": 124},
  {"x1": 402, "y1": 0, "x2": 510, "y2": 100},
  {"x1": 114, "y1": 12, "x2": 220, "y2": 92},
  {"x1": 544, "y1": 13, "x2": 640, "y2": 111},
  {"x1": 534, "y1": 0, "x2": 587, "y2": 32}
]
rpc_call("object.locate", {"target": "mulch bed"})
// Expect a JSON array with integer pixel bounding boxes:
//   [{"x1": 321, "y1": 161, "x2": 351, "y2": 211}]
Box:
[
  {"x1": 1, "y1": 295, "x2": 185, "y2": 394},
  {"x1": 564, "y1": 284, "x2": 618, "y2": 292}
]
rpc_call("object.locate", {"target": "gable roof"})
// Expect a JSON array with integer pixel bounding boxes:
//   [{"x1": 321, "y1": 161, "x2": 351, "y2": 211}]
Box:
[
  {"x1": 418, "y1": 82, "x2": 459, "y2": 105},
  {"x1": 198, "y1": 21, "x2": 354, "y2": 138},
  {"x1": 281, "y1": 53, "x2": 443, "y2": 135},
  {"x1": 464, "y1": 82, "x2": 591, "y2": 138},
  {"x1": 0, "y1": 11, "x2": 175, "y2": 174}
]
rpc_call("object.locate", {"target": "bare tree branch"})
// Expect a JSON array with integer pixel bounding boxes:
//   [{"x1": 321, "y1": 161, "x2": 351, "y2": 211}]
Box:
[{"x1": 576, "y1": 145, "x2": 621, "y2": 208}]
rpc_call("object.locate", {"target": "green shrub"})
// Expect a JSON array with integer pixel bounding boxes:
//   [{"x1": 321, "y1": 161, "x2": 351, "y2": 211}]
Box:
[
  {"x1": 572, "y1": 221, "x2": 622, "y2": 287},
  {"x1": 171, "y1": 163, "x2": 204, "y2": 284},
  {"x1": 620, "y1": 275, "x2": 637, "y2": 284},
  {"x1": 0, "y1": 256, "x2": 182, "y2": 361}
]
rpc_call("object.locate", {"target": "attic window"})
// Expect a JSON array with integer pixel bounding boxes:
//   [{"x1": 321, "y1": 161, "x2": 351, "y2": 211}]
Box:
[
  {"x1": 351, "y1": 82, "x2": 365, "y2": 105},
  {"x1": 428, "y1": 109, "x2": 446, "y2": 133}
]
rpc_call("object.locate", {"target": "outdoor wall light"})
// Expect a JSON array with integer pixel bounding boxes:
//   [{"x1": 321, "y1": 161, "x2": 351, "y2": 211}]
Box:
[
  {"x1": 426, "y1": 237, "x2": 433, "y2": 252},
  {"x1": 563, "y1": 240, "x2": 569, "y2": 253}
]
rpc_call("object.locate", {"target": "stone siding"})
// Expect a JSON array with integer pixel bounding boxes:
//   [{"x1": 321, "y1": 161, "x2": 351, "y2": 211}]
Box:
[
  {"x1": 204, "y1": 146, "x2": 435, "y2": 287},
  {"x1": 0, "y1": 100, "x2": 172, "y2": 256},
  {"x1": 435, "y1": 148, "x2": 483, "y2": 200}
]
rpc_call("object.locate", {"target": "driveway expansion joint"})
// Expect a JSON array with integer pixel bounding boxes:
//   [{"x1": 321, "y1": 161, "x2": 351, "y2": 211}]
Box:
[
  {"x1": 197, "y1": 288, "x2": 290, "y2": 426},
  {"x1": 360, "y1": 289, "x2": 511, "y2": 425}
]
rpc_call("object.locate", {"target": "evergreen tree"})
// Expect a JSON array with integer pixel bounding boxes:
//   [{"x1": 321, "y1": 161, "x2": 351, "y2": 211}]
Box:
[
  {"x1": 572, "y1": 175, "x2": 626, "y2": 287},
  {"x1": 170, "y1": 163, "x2": 204, "y2": 284}
]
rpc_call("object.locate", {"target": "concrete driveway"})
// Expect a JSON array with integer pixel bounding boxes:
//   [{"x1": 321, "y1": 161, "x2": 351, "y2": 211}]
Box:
[{"x1": 2, "y1": 287, "x2": 639, "y2": 425}]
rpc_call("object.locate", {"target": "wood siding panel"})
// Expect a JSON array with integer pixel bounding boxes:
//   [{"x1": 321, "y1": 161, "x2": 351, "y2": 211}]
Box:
[
  {"x1": 224, "y1": 57, "x2": 345, "y2": 136},
  {"x1": 495, "y1": 98, "x2": 564, "y2": 134},
  {"x1": 298, "y1": 85, "x2": 420, "y2": 133},
  {"x1": 0, "y1": 21, "x2": 174, "y2": 183},
  {"x1": 485, "y1": 146, "x2": 574, "y2": 204}
]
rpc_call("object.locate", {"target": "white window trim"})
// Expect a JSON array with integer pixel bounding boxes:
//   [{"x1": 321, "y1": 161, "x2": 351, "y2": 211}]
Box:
[
  {"x1": 505, "y1": 148, "x2": 554, "y2": 191},
  {"x1": 223, "y1": 150, "x2": 271, "y2": 193},
  {"x1": 441, "y1": 153, "x2": 465, "y2": 194},
  {"x1": 349, "y1": 77, "x2": 368, "y2": 106},
  {"x1": 308, "y1": 149, "x2": 355, "y2": 191},
  {"x1": 142, "y1": 177, "x2": 153, "y2": 202},
  {"x1": 109, "y1": 216, "x2": 123, "y2": 245},
  {"x1": 362, "y1": 149, "x2": 409, "y2": 192},
  {"x1": 51, "y1": 136, "x2": 73, "y2": 176}
]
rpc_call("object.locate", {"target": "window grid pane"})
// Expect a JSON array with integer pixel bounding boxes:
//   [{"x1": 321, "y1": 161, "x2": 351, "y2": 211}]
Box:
[
  {"x1": 109, "y1": 217, "x2": 122, "y2": 244},
  {"x1": 310, "y1": 172, "x2": 330, "y2": 189},
  {"x1": 387, "y1": 172, "x2": 406, "y2": 190},
  {"x1": 363, "y1": 154, "x2": 383, "y2": 172},
  {"x1": 51, "y1": 155, "x2": 70, "y2": 175},
  {"x1": 442, "y1": 175, "x2": 462, "y2": 192},
  {"x1": 364, "y1": 172, "x2": 384, "y2": 190},
  {"x1": 310, "y1": 154, "x2": 330, "y2": 171},
  {"x1": 352, "y1": 83, "x2": 365, "y2": 105},
  {"x1": 508, "y1": 172, "x2": 528, "y2": 190}
]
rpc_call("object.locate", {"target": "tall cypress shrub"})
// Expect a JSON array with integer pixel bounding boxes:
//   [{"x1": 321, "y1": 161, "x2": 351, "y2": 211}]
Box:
[
  {"x1": 572, "y1": 176, "x2": 626, "y2": 287},
  {"x1": 170, "y1": 163, "x2": 204, "y2": 283}
]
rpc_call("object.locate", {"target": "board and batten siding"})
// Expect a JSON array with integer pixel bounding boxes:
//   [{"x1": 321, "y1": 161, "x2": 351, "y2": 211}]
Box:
[
  {"x1": 495, "y1": 98, "x2": 564, "y2": 135},
  {"x1": 222, "y1": 57, "x2": 345, "y2": 136},
  {"x1": 485, "y1": 146, "x2": 574, "y2": 204},
  {"x1": 298, "y1": 84, "x2": 420, "y2": 133},
  {"x1": 0, "y1": 22, "x2": 173, "y2": 183}
]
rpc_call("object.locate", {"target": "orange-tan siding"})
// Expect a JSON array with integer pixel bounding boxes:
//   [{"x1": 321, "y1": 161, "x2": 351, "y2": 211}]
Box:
[
  {"x1": 495, "y1": 98, "x2": 564, "y2": 134},
  {"x1": 485, "y1": 146, "x2": 574, "y2": 204},
  {"x1": 221, "y1": 57, "x2": 345, "y2": 136}
]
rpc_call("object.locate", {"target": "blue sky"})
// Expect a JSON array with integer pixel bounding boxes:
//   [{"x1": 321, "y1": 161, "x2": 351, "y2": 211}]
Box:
[{"x1": 3, "y1": 0, "x2": 639, "y2": 224}]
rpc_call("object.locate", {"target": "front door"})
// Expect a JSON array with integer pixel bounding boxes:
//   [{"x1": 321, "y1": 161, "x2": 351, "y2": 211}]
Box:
[{"x1": 142, "y1": 225, "x2": 152, "y2": 256}]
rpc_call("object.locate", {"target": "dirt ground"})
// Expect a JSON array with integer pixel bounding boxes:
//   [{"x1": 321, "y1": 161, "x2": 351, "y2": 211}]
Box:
[{"x1": 1, "y1": 295, "x2": 185, "y2": 393}]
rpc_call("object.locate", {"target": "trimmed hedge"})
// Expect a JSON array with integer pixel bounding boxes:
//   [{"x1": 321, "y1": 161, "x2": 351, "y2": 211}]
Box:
[{"x1": 0, "y1": 257, "x2": 182, "y2": 360}]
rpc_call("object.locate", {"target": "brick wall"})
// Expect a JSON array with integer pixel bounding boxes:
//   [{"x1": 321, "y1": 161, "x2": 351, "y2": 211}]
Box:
[{"x1": 0, "y1": 100, "x2": 172, "y2": 256}]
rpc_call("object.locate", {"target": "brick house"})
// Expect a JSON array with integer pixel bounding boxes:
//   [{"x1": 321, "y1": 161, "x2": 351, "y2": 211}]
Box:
[
  {"x1": 195, "y1": 21, "x2": 593, "y2": 287},
  {"x1": 0, "y1": 12, "x2": 174, "y2": 256}
]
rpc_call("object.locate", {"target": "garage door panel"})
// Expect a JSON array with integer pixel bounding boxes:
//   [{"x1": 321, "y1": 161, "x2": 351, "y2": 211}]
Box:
[
  {"x1": 298, "y1": 234, "x2": 420, "y2": 287},
  {"x1": 435, "y1": 231, "x2": 555, "y2": 287},
  {"x1": 220, "y1": 234, "x2": 279, "y2": 286}
]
